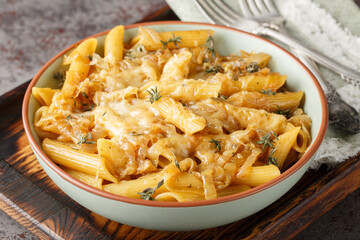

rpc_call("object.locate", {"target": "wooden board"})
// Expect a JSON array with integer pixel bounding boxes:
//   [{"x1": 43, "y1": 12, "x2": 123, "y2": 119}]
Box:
[{"x1": 1, "y1": 8, "x2": 360, "y2": 239}]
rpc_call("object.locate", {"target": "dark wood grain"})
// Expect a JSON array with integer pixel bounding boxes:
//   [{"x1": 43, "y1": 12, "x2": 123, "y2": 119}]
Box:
[{"x1": 1, "y1": 7, "x2": 360, "y2": 239}]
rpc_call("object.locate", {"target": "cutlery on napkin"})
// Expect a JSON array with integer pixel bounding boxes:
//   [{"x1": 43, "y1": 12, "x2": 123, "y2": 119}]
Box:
[{"x1": 166, "y1": 0, "x2": 360, "y2": 169}]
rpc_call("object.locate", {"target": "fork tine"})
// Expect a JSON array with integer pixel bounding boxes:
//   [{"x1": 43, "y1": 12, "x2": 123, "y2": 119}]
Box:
[
  {"x1": 238, "y1": 0, "x2": 253, "y2": 18},
  {"x1": 246, "y1": 0, "x2": 261, "y2": 16},
  {"x1": 263, "y1": 0, "x2": 279, "y2": 15},
  {"x1": 194, "y1": 0, "x2": 233, "y2": 26},
  {"x1": 254, "y1": 0, "x2": 270, "y2": 14},
  {"x1": 213, "y1": 0, "x2": 241, "y2": 20}
]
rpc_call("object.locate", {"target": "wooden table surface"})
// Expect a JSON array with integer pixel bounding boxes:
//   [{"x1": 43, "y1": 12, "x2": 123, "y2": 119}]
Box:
[{"x1": 1, "y1": 2, "x2": 360, "y2": 240}]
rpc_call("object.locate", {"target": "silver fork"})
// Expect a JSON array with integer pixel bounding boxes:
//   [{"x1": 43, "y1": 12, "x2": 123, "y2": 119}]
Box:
[
  {"x1": 194, "y1": 0, "x2": 360, "y2": 133},
  {"x1": 194, "y1": 0, "x2": 360, "y2": 86},
  {"x1": 237, "y1": 0, "x2": 359, "y2": 133}
]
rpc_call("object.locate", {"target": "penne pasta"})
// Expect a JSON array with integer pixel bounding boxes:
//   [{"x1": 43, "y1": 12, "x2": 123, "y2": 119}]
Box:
[
  {"x1": 32, "y1": 25, "x2": 311, "y2": 202},
  {"x1": 104, "y1": 25, "x2": 124, "y2": 64},
  {"x1": 42, "y1": 138, "x2": 117, "y2": 183}
]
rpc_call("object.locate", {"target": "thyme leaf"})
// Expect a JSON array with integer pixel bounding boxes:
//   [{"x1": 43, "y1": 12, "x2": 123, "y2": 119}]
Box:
[
  {"x1": 160, "y1": 33, "x2": 182, "y2": 48},
  {"x1": 81, "y1": 91, "x2": 89, "y2": 99},
  {"x1": 275, "y1": 105, "x2": 291, "y2": 118},
  {"x1": 129, "y1": 132, "x2": 144, "y2": 136},
  {"x1": 137, "y1": 179, "x2": 164, "y2": 201},
  {"x1": 146, "y1": 86, "x2": 162, "y2": 103},
  {"x1": 219, "y1": 94, "x2": 228, "y2": 100},
  {"x1": 267, "y1": 149, "x2": 278, "y2": 167},
  {"x1": 256, "y1": 132, "x2": 278, "y2": 151},
  {"x1": 83, "y1": 103, "x2": 95, "y2": 111},
  {"x1": 259, "y1": 88, "x2": 276, "y2": 96},
  {"x1": 172, "y1": 151, "x2": 181, "y2": 171},
  {"x1": 66, "y1": 115, "x2": 71, "y2": 120},
  {"x1": 245, "y1": 62, "x2": 260, "y2": 73},
  {"x1": 205, "y1": 35, "x2": 216, "y2": 58},
  {"x1": 204, "y1": 65, "x2": 224, "y2": 74},
  {"x1": 77, "y1": 133, "x2": 96, "y2": 145},
  {"x1": 53, "y1": 71, "x2": 65, "y2": 86},
  {"x1": 209, "y1": 139, "x2": 222, "y2": 153},
  {"x1": 88, "y1": 54, "x2": 93, "y2": 61}
]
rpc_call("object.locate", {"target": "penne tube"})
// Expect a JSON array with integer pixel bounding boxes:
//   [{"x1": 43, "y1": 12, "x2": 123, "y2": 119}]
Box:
[
  {"x1": 103, "y1": 172, "x2": 165, "y2": 198},
  {"x1": 32, "y1": 87, "x2": 60, "y2": 106},
  {"x1": 131, "y1": 27, "x2": 214, "y2": 51},
  {"x1": 155, "y1": 192, "x2": 205, "y2": 202},
  {"x1": 62, "y1": 38, "x2": 97, "y2": 65},
  {"x1": 42, "y1": 138, "x2": 117, "y2": 183},
  {"x1": 149, "y1": 96, "x2": 206, "y2": 135},
  {"x1": 62, "y1": 166, "x2": 103, "y2": 190},
  {"x1": 139, "y1": 79, "x2": 221, "y2": 102},
  {"x1": 217, "y1": 184, "x2": 251, "y2": 198},
  {"x1": 272, "y1": 126, "x2": 301, "y2": 169},
  {"x1": 243, "y1": 52, "x2": 271, "y2": 68},
  {"x1": 104, "y1": 25, "x2": 124, "y2": 64},
  {"x1": 209, "y1": 72, "x2": 287, "y2": 96},
  {"x1": 235, "y1": 165, "x2": 281, "y2": 187},
  {"x1": 227, "y1": 91, "x2": 303, "y2": 113},
  {"x1": 224, "y1": 103, "x2": 288, "y2": 134}
]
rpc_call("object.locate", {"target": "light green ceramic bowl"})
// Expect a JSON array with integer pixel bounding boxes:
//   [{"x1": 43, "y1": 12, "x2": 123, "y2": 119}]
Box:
[{"x1": 22, "y1": 21, "x2": 328, "y2": 231}]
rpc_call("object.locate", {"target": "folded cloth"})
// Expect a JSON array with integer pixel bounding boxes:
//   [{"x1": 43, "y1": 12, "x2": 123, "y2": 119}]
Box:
[{"x1": 166, "y1": 0, "x2": 360, "y2": 169}]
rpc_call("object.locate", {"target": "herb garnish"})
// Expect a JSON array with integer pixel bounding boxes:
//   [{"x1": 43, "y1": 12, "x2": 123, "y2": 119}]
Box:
[
  {"x1": 77, "y1": 133, "x2": 96, "y2": 145},
  {"x1": 172, "y1": 151, "x2": 181, "y2": 171},
  {"x1": 256, "y1": 131, "x2": 278, "y2": 151},
  {"x1": 83, "y1": 103, "x2": 95, "y2": 111},
  {"x1": 102, "y1": 111, "x2": 107, "y2": 117},
  {"x1": 245, "y1": 62, "x2": 260, "y2": 73},
  {"x1": 160, "y1": 33, "x2": 182, "y2": 48},
  {"x1": 53, "y1": 71, "x2": 65, "y2": 86},
  {"x1": 147, "y1": 86, "x2": 162, "y2": 103},
  {"x1": 81, "y1": 91, "x2": 89, "y2": 99},
  {"x1": 205, "y1": 65, "x2": 224, "y2": 74},
  {"x1": 275, "y1": 105, "x2": 291, "y2": 118},
  {"x1": 219, "y1": 94, "x2": 228, "y2": 100},
  {"x1": 129, "y1": 132, "x2": 144, "y2": 136},
  {"x1": 205, "y1": 35, "x2": 216, "y2": 58},
  {"x1": 259, "y1": 88, "x2": 276, "y2": 96},
  {"x1": 66, "y1": 115, "x2": 71, "y2": 120},
  {"x1": 267, "y1": 149, "x2": 278, "y2": 167},
  {"x1": 137, "y1": 179, "x2": 164, "y2": 201},
  {"x1": 209, "y1": 139, "x2": 222, "y2": 153},
  {"x1": 88, "y1": 55, "x2": 93, "y2": 61}
]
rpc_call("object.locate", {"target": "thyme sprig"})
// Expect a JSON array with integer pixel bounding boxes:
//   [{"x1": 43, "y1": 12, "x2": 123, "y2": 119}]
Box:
[
  {"x1": 205, "y1": 35, "x2": 216, "y2": 58},
  {"x1": 53, "y1": 71, "x2": 65, "y2": 86},
  {"x1": 129, "y1": 132, "x2": 144, "y2": 136},
  {"x1": 267, "y1": 149, "x2": 278, "y2": 167},
  {"x1": 259, "y1": 88, "x2": 276, "y2": 96},
  {"x1": 172, "y1": 151, "x2": 181, "y2": 171},
  {"x1": 137, "y1": 179, "x2": 164, "y2": 201},
  {"x1": 77, "y1": 133, "x2": 96, "y2": 145},
  {"x1": 245, "y1": 62, "x2": 260, "y2": 73},
  {"x1": 256, "y1": 132, "x2": 278, "y2": 151},
  {"x1": 205, "y1": 65, "x2": 224, "y2": 74},
  {"x1": 81, "y1": 91, "x2": 89, "y2": 99},
  {"x1": 147, "y1": 86, "x2": 162, "y2": 103},
  {"x1": 275, "y1": 105, "x2": 291, "y2": 118},
  {"x1": 209, "y1": 139, "x2": 222, "y2": 153},
  {"x1": 161, "y1": 33, "x2": 182, "y2": 48}
]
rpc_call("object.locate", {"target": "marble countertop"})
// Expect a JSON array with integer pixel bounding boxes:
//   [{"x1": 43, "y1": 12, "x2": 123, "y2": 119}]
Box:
[{"x1": 0, "y1": 0, "x2": 360, "y2": 239}]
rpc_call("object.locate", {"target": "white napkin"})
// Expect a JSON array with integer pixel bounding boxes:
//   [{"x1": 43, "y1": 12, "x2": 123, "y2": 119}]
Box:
[{"x1": 166, "y1": 0, "x2": 360, "y2": 169}]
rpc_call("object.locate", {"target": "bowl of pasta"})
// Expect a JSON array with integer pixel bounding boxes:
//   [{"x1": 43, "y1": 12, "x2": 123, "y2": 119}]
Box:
[{"x1": 23, "y1": 21, "x2": 328, "y2": 231}]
